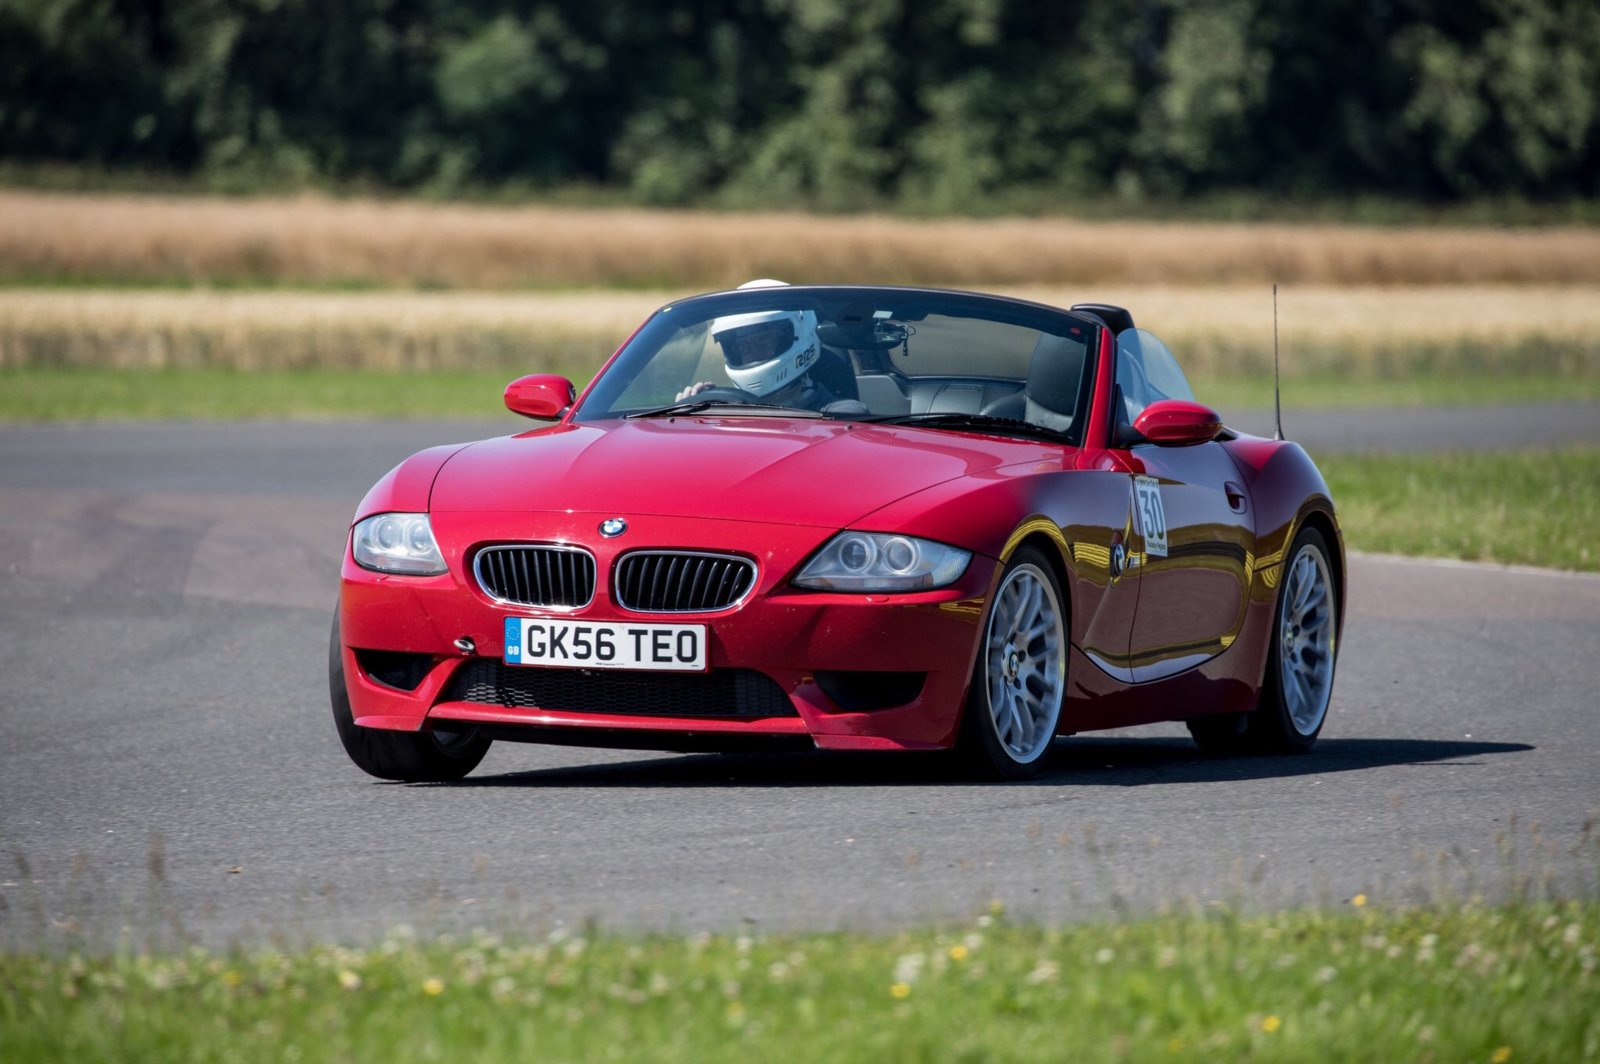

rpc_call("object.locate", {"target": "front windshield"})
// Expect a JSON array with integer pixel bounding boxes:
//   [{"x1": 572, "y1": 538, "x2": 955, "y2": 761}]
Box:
[{"x1": 574, "y1": 288, "x2": 1099, "y2": 445}]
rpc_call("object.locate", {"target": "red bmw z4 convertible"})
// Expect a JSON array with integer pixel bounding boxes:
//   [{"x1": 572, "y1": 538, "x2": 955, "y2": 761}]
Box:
[{"x1": 331, "y1": 284, "x2": 1343, "y2": 780}]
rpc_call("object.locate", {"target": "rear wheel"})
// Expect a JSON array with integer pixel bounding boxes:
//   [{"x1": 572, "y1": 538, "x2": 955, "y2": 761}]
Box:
[
  {"x1": 961, "y1": 547, "x2": 1068, "y2": 779},
  {"x1": 1253, "y1": 526, "x2": 1339, "y2": 751},
  {"x1": 329, "y1": 611, "x2": 490, "y2": 782},
  {"x1": 1186, "y1": 526, "x2": 1338, "y2": 755},
  {"x1": 1185, "y1": 710, "x2": 1250, "y2": 754}
]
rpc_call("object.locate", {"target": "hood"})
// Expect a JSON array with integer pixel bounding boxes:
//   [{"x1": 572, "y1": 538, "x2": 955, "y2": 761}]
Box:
[{"x1": 428, "y1": 417, "x2": 1058, "y2": 528}]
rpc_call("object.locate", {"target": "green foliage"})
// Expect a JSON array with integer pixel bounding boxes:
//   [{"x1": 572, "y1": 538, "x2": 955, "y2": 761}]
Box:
[
  {"x1": 1320, "y1": 447, "x2": 1600, "y2": 571},
  {"x1": 0, "y1": 0, "x2": 1597, "y2": 205},
  {"x1": 3, "y1": 901, "x2": 1598, "y2": 1062},
  {"x1": 1395, "y1": 0, "x2": 1599, "y2": 196},
  {"x1": 1137, "y1": 0, "x2": 1270, "y2": 193}
]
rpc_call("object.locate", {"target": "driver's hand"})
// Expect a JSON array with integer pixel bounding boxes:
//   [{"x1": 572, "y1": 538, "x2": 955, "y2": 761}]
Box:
[{"x1": 675, "y1": 381, "x2": 714, "y2": 402}]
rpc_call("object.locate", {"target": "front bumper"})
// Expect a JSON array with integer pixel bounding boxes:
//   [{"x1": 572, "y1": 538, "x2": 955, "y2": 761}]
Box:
[{"x1": 338, "y1": 511, "x2": 997, "y2": 752}]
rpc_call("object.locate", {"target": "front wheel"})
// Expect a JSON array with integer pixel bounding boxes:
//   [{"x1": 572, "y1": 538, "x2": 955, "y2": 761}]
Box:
[
  {"x1": 961, "y1": 547, "x2": 1068, "y2": 779},
  {"x1": 329, "y1": 611, "x2": 490, "y2": 782}
]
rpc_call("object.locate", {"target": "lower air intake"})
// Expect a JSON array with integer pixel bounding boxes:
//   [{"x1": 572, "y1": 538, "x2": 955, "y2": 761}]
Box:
[{"x1": 442, "y1": 659, "x2": 795, "y2": 718}]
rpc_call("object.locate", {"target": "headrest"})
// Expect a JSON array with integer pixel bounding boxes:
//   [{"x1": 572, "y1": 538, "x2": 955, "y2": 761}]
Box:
[{"x1": 1024, "y1": 333, "x2": 1086, "y2": 433}]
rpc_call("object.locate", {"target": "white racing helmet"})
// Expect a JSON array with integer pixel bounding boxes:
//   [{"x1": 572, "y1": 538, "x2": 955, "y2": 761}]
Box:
[{"x1": 711, "y1": 307, "x2": 820, "y2": 397}]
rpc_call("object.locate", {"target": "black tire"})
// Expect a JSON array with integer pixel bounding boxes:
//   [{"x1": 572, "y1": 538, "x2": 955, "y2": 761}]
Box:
[
  {"x1": 1186, "y1": 525, "x2": 1339, "y2": 756},
  {"x1": 1185, "y1": 710, "x2": 1252, "y2": 755},
  {"x1": 329, "y1": 611, "x2": 490, "y2": 782},
  {"x1": 960, "y1": 546, "x2": 1069, "y2": 779}
]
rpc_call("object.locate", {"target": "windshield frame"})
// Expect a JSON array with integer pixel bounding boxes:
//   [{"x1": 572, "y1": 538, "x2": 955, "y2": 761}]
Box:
[{"x1": 571, "y1": 285, "x2": 1107, "y2": 446}]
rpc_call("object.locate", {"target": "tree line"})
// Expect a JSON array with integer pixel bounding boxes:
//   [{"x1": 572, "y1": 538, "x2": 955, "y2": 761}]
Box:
[{"x1": 3, "y1": 0, "x2": 1596, "y2": 209}]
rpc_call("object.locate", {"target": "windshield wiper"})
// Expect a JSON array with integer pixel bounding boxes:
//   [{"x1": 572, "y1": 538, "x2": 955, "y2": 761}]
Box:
[
  {"x1": 624, "y1": 400, "x2": 823, "y2": 419},
  {"x1": 862, "y1": 411, "x2": 1073, "y2": 442}
]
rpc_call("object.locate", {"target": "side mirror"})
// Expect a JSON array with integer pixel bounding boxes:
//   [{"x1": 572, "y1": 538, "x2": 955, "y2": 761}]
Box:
[
  {"x1": 1131, "y1": 399, "x2": 1223, "y2": 447},
  {"x1": 504, "y1": 374, "x2": 575, "y2": 420}
]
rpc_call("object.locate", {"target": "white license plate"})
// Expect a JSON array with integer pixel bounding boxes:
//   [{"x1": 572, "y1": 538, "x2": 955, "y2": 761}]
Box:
[{"x1": 502, "y1": 617, "x2": 707, "y2": 672}]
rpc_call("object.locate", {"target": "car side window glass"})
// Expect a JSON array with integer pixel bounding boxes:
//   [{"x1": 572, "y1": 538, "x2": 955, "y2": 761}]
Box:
[{"x1": 1115, "y1": 328, "x2": 1194, "y2": 428}]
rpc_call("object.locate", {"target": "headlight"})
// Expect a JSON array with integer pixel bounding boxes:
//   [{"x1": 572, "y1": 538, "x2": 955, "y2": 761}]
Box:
[
  {"x1": 794, "y1": 532, "x2": 970, "y2": 592},
  {"x1": 351, "y1": 512, "x2": 447, "y2": 575}
]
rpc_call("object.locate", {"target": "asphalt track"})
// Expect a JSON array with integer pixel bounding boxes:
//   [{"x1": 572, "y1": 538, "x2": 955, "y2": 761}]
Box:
[{"x1": 2, "y1": 404, "x2": 1597, "y2": 950}]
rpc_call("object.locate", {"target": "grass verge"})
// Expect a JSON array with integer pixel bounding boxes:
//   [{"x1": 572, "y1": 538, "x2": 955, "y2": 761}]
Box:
[
  {"x1": 2, "y1": 901, "x2": 1595, "y2": 1062},
  {"x1": 1319, "y1": 448, "x2": 1600, "y2": 571},
  {"x1": 0, "y1": 367, "x2": 528, "y2": 421},
  {"x1": 3, "y1": 367, "x2": 1598, "y2": 423}
]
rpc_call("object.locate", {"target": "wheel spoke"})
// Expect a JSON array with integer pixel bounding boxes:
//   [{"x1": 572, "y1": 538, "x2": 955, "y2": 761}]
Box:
[
  {"x1": 1291, "y1": 589, "x2": 1326, "y2": 629},
  {"x1": 1290, "y1": 558, "x2": 1315, "y2": 611},
  {"x1": 1013, "y1": 696, "x2": 1034, "y2": 751},
  {"x1": 1003, "y1": 690, "x2": 1026, "y2": 748},
  {"x1": 1011, "y1": 580, "x2": 1038, "y2": 636},
  {"x1": 1286, "y1": 664, "x2": 1307, "y2": 717}
]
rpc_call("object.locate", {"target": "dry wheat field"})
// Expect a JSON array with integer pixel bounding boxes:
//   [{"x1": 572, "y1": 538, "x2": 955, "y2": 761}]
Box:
[
  {"x1": 5, "y1": 189, "x2": 1600, "y2": 289},
  {"x1": 1, "y1": 191, "x2": 1596, "y2": 385}
]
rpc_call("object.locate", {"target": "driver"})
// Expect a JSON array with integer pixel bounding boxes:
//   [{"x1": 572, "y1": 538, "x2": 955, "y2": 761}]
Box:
[{"x1": 675, "y1": 305, "x2": 838, "y2": 408}]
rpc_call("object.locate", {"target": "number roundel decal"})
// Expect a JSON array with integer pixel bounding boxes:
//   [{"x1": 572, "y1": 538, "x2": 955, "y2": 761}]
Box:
[{"x1": 1134, "y1": 475, "x2": 1168, "y2": 558}]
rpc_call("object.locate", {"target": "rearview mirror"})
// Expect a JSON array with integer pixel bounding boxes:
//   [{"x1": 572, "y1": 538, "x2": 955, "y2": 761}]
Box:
[
  {"x1": 504, "y1": 374, "x2": 575, "y2": 420},
  {"x1": 1132, "y1": 399, "x2": 1223, "y2": 447}
]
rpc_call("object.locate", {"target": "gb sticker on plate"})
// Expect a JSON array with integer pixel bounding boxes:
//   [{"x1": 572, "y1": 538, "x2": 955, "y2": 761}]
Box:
[{"x1": 1133, "y1": 475, "x2": 1168, "y2": 558}]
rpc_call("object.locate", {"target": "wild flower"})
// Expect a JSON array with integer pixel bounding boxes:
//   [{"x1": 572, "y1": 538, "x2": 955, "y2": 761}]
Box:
[
  {"x1": 893, "y1": 953, "x2": 925, "y2": 985},
  {"x1": 1025, "y1": 960, "x2": 1059, "y2": 985}
]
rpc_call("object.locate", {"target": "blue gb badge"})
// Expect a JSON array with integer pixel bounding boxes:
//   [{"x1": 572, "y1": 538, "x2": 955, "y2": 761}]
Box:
[{"x1": 503, "y1": 617, "x2": 522, "y2": 662}]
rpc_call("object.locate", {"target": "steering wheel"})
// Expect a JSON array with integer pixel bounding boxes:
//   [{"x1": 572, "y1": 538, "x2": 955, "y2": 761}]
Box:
[{"x1": 684, "y1": 386, "x2": 753, "y2": 404}]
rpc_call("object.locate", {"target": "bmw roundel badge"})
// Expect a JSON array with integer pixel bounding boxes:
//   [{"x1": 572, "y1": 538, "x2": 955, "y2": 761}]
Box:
[{"x1": 599, "y1": 517, "x2": 628, "y2": 538}]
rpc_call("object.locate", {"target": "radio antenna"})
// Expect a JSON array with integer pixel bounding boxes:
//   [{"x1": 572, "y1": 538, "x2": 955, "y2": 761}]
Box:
[{"x1": 1272, "y1": 283, "x2": 1283, "y2": 441}]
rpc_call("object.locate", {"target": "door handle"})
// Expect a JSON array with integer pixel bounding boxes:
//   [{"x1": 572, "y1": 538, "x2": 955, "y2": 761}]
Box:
[{"x1": 1224, "y1": 481, "x2": 1248, "y2": 514}]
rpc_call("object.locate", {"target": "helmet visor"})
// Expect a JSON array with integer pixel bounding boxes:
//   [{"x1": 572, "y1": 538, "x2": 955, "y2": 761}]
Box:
[{"x1": 716, "y1": 319, "x2": 795, "y2": 367}]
